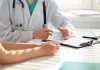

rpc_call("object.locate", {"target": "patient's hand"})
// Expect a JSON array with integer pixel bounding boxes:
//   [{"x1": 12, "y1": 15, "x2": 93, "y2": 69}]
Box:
[{"x1": 40, "y1": 42, "x2": 60, "y2": 56}]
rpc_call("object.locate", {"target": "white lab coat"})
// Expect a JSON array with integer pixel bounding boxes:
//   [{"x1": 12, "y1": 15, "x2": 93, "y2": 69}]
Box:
[{"x1": 0, "y1": 0, "x2": 74, "y2": 42}]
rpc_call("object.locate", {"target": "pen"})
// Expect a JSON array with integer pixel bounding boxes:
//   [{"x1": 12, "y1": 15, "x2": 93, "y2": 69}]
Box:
[{"x1": 83, "y1": 36, "x2": 98, "y2": 40}]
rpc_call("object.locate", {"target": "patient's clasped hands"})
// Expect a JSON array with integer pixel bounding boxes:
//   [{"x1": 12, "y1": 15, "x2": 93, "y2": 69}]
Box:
[{"x1": 39, "y1": 42, "x2": 60, "y2": 56}]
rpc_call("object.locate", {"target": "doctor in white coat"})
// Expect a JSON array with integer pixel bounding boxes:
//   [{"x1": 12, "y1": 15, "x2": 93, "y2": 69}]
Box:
[{"x1": 0, "y1": 0, "x2": 74, "y2": 42}]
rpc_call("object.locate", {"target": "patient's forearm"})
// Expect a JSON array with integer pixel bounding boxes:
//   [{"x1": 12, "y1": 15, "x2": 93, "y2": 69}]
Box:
[
  {"x1": 0, "y1": 43, "x2": 43, "y2": 65},
  {"x1": 1, "y1": 41, "x2": 39, "y2": 50}
]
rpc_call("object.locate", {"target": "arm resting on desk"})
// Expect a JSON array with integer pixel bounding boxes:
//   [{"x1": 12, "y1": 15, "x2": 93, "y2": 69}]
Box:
[
  {"x1": 1, "y1": 41, "x2": 39, "y2": 50},
  {"x1": 0, "y1": 41, "x2": 59, "y2": 65}
]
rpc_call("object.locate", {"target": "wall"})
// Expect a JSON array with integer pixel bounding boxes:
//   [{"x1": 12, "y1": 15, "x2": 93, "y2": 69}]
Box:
[
  {"x1": 0, "y1": 0, "x2": 3, "y2": 7},
  {"x1": 56, "y1": 0, "x2": 100, "y2": 11},
  {"x1": 56, "y1": 0, "x2": 92, "y2": 11},
  {"x1": 0, "y1": 0, "x2": 100, "y2": 11},
  {"x1": 92, "y1": 0, "x2": 100, "y2": 11}
]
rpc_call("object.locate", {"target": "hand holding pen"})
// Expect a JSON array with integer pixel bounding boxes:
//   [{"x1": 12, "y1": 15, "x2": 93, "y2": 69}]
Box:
[{"x1": 33, "y1": 27, "x2": 53, "y2": 39}]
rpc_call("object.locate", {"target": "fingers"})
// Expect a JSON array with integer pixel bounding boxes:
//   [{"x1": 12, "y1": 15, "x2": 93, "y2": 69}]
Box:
[
  {"x1": 44, "y1": 28, "x2": 53, "y2": 33},
  {"x1": 39, "y1": 32, "x2": 52, "y2": 39},
  {"x1": 58, "y1": 27, "x2": 70, "y2": 40},
  {"x1": 48, "y1": 41, "x2": 60, "y2": 46},
  {"x1": 64, "y1": 36, "x2": 71, "y2": 40},
  {"x1": 44, "y1": 31, "x2": 53, "y2": 36},
  {"x1": 45, "y1": 42, "x2": 60, "y2": 49},
  {"x1": 42, "y1": 42, "x2": 60, "y2": 55},
  {"x1": 48, "y1": 42, "x2": 60, "y2": 50},
  {"x1": 39, "y1": 29, "x2": 53, "y2": 39}
]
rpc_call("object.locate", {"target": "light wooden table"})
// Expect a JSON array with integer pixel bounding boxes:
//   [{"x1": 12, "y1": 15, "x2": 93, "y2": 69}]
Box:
[{"x1": 0, "y1": 28, "x2": 100, "y2": 70}]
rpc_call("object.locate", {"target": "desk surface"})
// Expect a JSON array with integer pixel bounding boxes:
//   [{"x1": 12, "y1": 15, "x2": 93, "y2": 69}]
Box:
[{"x1": 0, "y1": 28, "x2": 100, "y2": 70}]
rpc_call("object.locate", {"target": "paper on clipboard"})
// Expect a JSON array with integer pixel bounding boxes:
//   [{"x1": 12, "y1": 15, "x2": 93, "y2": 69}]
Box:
[{"x1": 61, "y1": 37, "x2": 93, "y2": 48}]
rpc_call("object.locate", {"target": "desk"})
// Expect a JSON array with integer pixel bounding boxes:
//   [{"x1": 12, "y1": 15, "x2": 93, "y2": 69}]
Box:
[{"x1": 0, "y1": 28, "x2": 100, "y2": 70}]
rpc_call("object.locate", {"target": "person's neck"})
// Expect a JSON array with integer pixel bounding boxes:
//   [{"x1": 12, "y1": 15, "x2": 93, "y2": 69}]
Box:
[{"x1": 28, "y1": 0, "x2": 34, "y2": 5}]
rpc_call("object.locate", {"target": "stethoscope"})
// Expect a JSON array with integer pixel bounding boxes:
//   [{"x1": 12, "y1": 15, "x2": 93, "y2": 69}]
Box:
[
  {"x1": 12, "y1": 0, "x2": 46, "y2": 30},
  {"x1": 13, "y1": 0, "x2": 24, "y2": 8}
]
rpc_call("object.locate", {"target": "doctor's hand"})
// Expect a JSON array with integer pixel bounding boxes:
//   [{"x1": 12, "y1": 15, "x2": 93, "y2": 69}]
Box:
[
  {"x1": 58, "y1": 27, "x2": 71, "y2": 40},
  {"x1": 33, "y1": 28, "x2": 53, "y2": 39}
]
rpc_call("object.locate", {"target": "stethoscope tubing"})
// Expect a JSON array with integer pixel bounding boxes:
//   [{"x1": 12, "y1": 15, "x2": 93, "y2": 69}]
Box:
[
  {"x1": 12, "y1": 0, "x2": 46, "y2": 30},
  {"x1": 13, "y1": 0, "x2": 24, "y2": 8}
]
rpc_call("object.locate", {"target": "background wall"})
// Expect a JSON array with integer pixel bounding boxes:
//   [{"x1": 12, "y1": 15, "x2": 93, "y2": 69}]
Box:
[
  {"x1": 92, "y1": 0, "x2": 100, "y2": 11},
  {"x1": 55, "y1": 0, "x2": 100, "y2": 28},
  {"x1": 55, "y1": 0, "x2": 100, "y2": 11},
  {"x1": 0, "y1": 0, "x2": 100, "y2": 11},
  {"x1": 0, "y1": 0, "x2": 3, "y2": 7},
  {"x1": 55, "y1": 0, "x2": 92, "y2": 11}
]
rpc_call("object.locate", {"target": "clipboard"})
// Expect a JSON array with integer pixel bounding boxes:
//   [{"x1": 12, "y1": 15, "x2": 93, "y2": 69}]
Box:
[
  {"x1": 42, "y1": 37, "x2": 93, "y2": 49},
  {"x1": 60, "y1": 37, "x2": 93, "y2": 48}
]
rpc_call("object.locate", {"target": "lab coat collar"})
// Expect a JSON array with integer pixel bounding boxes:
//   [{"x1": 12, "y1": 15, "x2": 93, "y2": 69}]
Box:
[
  {"x1": 22, "y1": 0, "x2": 30, "y2": 19},
  {"x1": 38, "y1": 0, "x2": 45, "y2": 2},
  {"x1": 29, "y1": 0, "x2": 43, "y2": 29},
  {"x1": 21, "y1": 0, "x2": 44, "y2": 29},
  {"x1": 21, "y1": 0, "x2": 44, "y2": 18}
]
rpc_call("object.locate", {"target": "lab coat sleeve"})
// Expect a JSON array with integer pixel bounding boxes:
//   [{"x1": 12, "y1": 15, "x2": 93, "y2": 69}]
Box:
[
  {"x1": 46, "y1": 0, "x2": 75, "y2": 33},
  {"x1": 0, "y1": 0, "x2": 33, "y2": 42}
]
